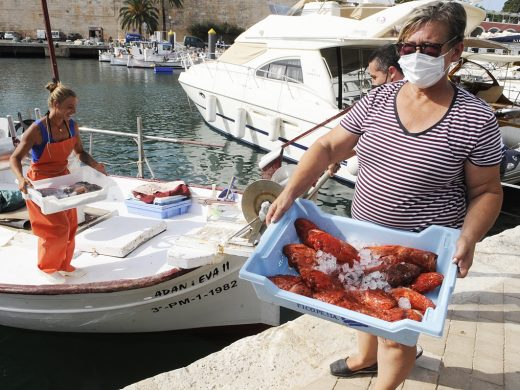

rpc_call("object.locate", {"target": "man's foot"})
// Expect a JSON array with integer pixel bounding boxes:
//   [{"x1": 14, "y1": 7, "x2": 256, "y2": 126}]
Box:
[{"x1": 40, "y1": 271, "x2": 66, "y2": 284}]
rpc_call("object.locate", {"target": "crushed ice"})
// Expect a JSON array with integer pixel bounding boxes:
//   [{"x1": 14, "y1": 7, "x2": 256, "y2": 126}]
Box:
[
  {"x1": 398, "y1": 297, "x2": 411, "y2": 309},
  {"x1": 313, "y1": 247, "x2": 391, "y2": 291}
]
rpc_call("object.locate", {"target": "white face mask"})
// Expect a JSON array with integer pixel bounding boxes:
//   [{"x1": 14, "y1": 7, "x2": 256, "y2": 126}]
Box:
[{"x1": 398, "y1": 50, "x2": 452, "y2": 89}]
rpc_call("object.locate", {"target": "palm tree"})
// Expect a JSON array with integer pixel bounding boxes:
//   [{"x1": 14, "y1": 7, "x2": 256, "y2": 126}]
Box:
[
  {"x1": 155, "y1": 0, "x2": 183, "y2": 32},
  {"x1": 119, "y1": 0, "x2": 159, "y2": 36}
]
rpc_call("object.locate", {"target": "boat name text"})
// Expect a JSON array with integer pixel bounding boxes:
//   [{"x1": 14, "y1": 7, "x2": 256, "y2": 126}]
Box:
[
  {"x1": 150, "y1": 280, "x2": 238, "y2": 313},
  {"x1": 154, "y1": 261, "x2": 230, "y2": 297}
]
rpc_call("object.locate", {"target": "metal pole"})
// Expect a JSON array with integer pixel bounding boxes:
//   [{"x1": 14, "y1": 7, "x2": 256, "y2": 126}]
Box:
[
  {"x1": 136, "y1": 116, "x2": 144, "y2": 178},
  {"x1": 40, "y1": 0, "x2": 59, "y2": 83}
]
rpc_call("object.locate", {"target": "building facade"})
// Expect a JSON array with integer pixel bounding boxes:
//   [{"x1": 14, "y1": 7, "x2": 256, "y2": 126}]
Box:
[{"x1": 0, "y1": 0, "x2": 295, "y2": 42}]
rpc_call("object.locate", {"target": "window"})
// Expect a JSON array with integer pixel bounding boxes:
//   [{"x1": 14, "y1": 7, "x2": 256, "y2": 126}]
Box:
[{"x1": 256, "y1": 59, "x2": 303, "y2": 83}]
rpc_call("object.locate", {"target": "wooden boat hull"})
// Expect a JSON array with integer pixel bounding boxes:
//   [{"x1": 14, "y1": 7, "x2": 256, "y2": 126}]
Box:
[{"x1": 0, "y1": 255, "x2": 279, "y2": 333}]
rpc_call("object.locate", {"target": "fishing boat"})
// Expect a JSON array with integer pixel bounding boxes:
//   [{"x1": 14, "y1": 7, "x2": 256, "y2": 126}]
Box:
[
  {"x1": 0, "y1": 119, "x2": 286, "y2": 333},
  {"x1": 178, "y1": 0, "x2": 486, "y2": 187}
]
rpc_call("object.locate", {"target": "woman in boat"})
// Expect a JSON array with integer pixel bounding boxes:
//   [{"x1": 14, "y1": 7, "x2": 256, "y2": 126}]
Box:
[
  {"x1": 9, "y1": 82, "x2": 106, "y2": 284},
  {"x1": 266, "y1": 2, "x2": 503, "y2": 389}
]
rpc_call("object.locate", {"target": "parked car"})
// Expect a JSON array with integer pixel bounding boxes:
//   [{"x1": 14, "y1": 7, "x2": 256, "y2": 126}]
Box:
[
  {"x1": 67, "y1": 32, "x2": 82, "y2": 41},
  {"x1": 183, "y1": 36, "x2": 206, "y2": 49},
  {"x1": 4, "y1": 31, "x2": 22, "y2": 40}
]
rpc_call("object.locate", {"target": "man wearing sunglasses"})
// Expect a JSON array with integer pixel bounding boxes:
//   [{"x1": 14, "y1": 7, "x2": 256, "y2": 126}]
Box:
[{"x1": 267, "y1": 2, "x2": 503, "y2": 389}]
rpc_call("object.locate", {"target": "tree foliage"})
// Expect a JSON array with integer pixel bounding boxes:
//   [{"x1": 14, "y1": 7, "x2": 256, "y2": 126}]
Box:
[
  {"x1": 154, "y1": 0, "x2": 183, "y2": 32},
  {"x1": 188, "y1": 22, "x2": 245, "y2": 44},
  {"x1": 503, "y1": 0, "x2": 520, "y2": 13},
  {"x1": 119, "y1": 0, "x2": 159, "y2": 36}
]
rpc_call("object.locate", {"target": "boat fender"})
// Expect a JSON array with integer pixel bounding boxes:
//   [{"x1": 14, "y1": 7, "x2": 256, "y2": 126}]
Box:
[
  {"x1": 346, "y1": 155, "x2": 359, "y2": 176},
  {"x1": 267, "y1": 116, "x2": 280, "y2": 142},
  {"x1": 232, "y1": 108, "x2": 246, "y2": 138},
  {"x1": 206, "y1": 95, "x2": 217, "y2": 122}
]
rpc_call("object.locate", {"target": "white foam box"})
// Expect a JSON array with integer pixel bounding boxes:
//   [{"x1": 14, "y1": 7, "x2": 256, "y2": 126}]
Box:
[
  {"x1": 76, "y1": 215, "x2": 167, "y2": 257},
  {"x1": 239, "y1": 199, "x2": 460, "y2": 346},
  {"x1": 26, "y1": 165, "x2": 112, "y2": 215}
]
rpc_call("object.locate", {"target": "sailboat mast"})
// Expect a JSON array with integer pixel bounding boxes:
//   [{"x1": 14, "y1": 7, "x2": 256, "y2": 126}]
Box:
[{"x1": 40, "y1": 0, "x2": 60, "y2": 83}]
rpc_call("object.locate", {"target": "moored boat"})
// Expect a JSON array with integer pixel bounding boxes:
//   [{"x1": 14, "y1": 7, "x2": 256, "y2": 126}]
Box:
[
  {"x1": 178, "y1": 0, "x2": 487, "y2": 187},
  {"x1": 0, "y1": 126, "x2": 280, "y2": 333}
]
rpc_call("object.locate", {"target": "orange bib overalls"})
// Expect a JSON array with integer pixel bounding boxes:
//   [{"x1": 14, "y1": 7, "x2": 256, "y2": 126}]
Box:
[{"x1": 26, "y1": 119, "x2": 78, "y2": 273}]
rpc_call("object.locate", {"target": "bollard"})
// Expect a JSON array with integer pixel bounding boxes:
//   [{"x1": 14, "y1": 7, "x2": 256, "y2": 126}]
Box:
[
  {"x1": 208, "y1": 28, "x2": 216, "y2": 59},
  {"x1": 168, "y1": 30, "x2": 176, "y2": 46}
]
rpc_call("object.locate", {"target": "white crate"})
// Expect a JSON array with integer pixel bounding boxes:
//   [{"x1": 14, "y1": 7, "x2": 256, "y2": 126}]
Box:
[{"x1": 26, "y1": 165, "x2": 112, "y2": 215}]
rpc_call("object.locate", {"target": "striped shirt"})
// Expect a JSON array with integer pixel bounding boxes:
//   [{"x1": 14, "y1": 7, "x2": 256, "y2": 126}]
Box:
[{"x1": 340, "y1": 80, "x2": 503, "y2": 231}]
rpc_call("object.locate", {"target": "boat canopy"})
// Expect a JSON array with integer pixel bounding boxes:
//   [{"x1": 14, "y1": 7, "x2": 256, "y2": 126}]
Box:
[
  {"x1": 218, "y1": 43, "x2": 267, "y2": 65},
  {"x1": 235, "y1": 0, "x2": 486, "y2": 46}
]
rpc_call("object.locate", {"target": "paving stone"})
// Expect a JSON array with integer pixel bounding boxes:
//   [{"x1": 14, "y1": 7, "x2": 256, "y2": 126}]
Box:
[
  {"x1": 469, "y1": 377, "x2": 505, "y2": 390},
  {"x1": 402, "y1": 365, "x2": 438, "y2": 390},
  {"x1": 504, "y1": 295, "x2": 520, "y2": 324},
  {"x1": 415, "y1": 352, "x2": 442, "y2": 372},
  {"x1": 475, "y1": 339, "x2": 503, "y2": 360},
  {"x1": 505, "y1": 370, "x2": 520, "y2": 390},
  {"x1": 438, "y1": 365, "x2": 471, "y2": 389},
  {"x1": 334, "y1": 376, "x2": 373, "y2": 390},
  {"x1": 472, "y1": 355, "x2": 504, "y2": 386},
  {"x1": 417, "y1": 334, "x2": 446, "y2": 358},
  {"x1": 298, "y1": 375, "x2": 336, "y2": 390},
  {"x1": 444, "y1": 336, "x2": 475, "y2": 368},
  {"x1": 449, "y1": 303, "x2": 479, "y2": 320},
  {"x1": 503, "y1": 278, "x2": 520, "y2": 295},
  {"x1": 448, "y1": 319, "x2": 477, "y2": 341}
]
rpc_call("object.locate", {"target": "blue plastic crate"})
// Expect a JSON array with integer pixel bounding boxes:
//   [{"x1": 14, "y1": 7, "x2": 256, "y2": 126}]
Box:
[
  {"x1": 125, "y1": 198, "x2": 192, "y2": 219},
  {"x1": 239, "y1": 199, "x2": 460, "y2": 346}
]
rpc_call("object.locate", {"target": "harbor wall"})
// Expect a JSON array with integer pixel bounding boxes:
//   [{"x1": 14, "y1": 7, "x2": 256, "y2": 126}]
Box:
[{"x1": 0, "y1": 0, "x2": 295, "y2": 43}]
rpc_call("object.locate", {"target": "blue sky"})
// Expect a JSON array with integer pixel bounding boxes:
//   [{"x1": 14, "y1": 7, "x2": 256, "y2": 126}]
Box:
[{"x1": 479, "y1": 0, "x2": 506, "y2": 11}]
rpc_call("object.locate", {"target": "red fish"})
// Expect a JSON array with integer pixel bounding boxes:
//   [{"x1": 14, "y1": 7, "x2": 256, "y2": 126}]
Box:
[
  {"x1": 390, "y1": 287, "x2": 436, "y2": 314},
  {"x1": 366, "y1": 245, "x2": 437, "y2": 272},
  {"x1": 409, "y1": 272, "x2": 444, "y2": 293}
]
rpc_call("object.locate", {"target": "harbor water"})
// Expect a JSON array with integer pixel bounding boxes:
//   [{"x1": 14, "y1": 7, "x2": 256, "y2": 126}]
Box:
[{"x1": 0, "y1": 57, "x2": 518, "y2": 390}]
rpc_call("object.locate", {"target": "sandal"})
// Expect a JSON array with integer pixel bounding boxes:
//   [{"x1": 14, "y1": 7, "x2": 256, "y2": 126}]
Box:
[
  {"x1": 329, "y1": 357, "x2": 378, "y2": 378},
  {"x1": 330, "y1": 345, "x2": 423, "y2": 378}
]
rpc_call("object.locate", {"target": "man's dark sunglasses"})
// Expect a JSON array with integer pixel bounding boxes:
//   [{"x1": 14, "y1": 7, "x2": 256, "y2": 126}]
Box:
[{"x1": 396, "y1": 36, "x2": 457, "y2": 58}]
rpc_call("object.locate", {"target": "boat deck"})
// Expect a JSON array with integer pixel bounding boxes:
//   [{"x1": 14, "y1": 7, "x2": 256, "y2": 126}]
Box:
[{"x1": 0, "y1": 173, "x2": 250, "y2": 287}]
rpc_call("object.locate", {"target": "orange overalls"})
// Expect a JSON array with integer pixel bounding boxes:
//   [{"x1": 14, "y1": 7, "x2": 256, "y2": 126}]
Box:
[{"x1": 26, "y1": 118, "x2": 78, "y2": 274}]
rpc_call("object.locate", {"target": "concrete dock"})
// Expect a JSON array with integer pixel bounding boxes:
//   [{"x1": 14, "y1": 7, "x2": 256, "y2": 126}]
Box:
[{"x1": 125, "y1": 225, "x2": 520, "y2": 390}]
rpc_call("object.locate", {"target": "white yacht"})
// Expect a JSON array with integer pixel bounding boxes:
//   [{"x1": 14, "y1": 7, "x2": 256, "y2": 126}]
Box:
[{"x1": 178, "y1": 0, "x2": 486, "y2": 186}]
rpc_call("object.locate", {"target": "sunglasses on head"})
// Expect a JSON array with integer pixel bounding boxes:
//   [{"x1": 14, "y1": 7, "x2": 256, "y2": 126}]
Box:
[{"x1": 396, "y1": 36, "x2": 457, "y2": 58}]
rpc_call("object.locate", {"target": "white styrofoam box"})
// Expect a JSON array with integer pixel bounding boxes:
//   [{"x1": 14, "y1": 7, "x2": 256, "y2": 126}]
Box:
[
  {"x1": 239, "y1": 199, "x2": 460, "y2": 346},
  {"x1": 167, "y1": 220, "x2": 252, "y2": 268},
  {"x1": 76, "y1": 215, "x2": 167, "y2": 258},
  {"x1": 26, "y1": 165, "x2": 113, "y2": 214}
]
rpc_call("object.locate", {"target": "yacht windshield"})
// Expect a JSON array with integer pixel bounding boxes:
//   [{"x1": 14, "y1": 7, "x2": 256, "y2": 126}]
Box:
[{"x1": 321, "y1": 47, "x2": 372, "y2": 108}]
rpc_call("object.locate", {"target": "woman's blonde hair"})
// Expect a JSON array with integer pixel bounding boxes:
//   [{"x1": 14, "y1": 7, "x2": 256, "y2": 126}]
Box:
[
  {"x1": 46, "y1": 82, "x2": 76, "y2": 108},
  {"x1": 398, "y1": 1, "x2": 466, "y2": 44}
]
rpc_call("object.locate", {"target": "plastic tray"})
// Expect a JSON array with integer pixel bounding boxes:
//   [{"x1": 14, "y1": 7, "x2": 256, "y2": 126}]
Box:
[
  {"x1": 125, "y1": 198, "x2": 192, "y2": 219},
  {"x1": 26, "y1": 165, "x2": 112, "y2": 215},
  {"x1": 239, "y1": 199, "x2": 460, "y2": 346}
]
